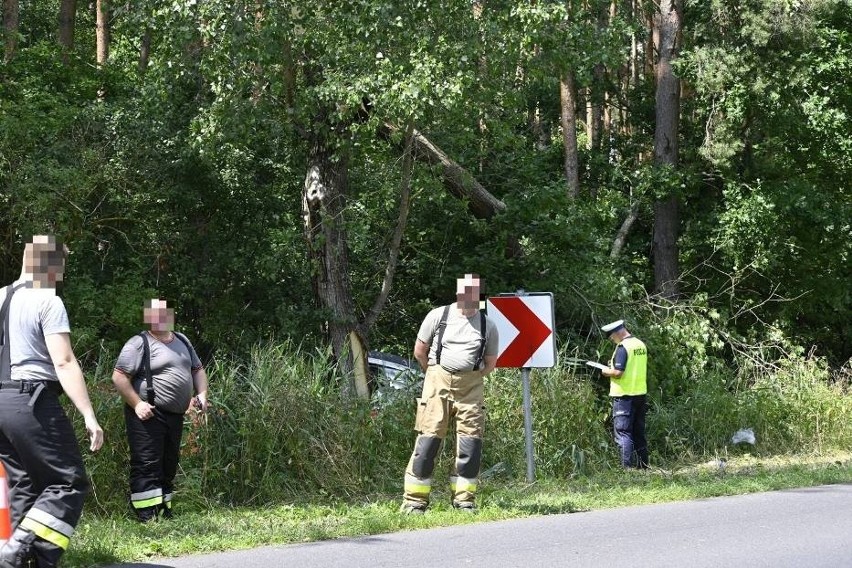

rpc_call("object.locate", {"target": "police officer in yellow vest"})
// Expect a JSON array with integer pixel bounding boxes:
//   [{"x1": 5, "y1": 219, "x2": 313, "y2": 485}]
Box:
[
  {"x1": 401, "y1": 274, "x2": 498, "y2": 514},
  {"x1": 600, "y1": 320, "x2": 648, "y2": 469}
]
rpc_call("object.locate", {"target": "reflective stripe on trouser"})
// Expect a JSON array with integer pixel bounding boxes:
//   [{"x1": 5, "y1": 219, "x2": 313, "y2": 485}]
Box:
[
  {"x1": 403, "y1": 474, "x2": 432, "y2": 506},
  {"x1": 130, "y1": 488, "x2": 163, "y2": 510},
  {"x1": 0, "y1": 387, "x2": 89, "y2": 568},
  {"x1": 124, "y1": 405, "x2": 184, "y2": 520},
  {"x1": 19, "y1": 507, "x2": 75, "y2": 550},
  {"x1": 449, "y1": 475, "x2": 478, "y2": 502},
  {"x1": 403, "y1": 366, "x2": 485, "y2": 508}
]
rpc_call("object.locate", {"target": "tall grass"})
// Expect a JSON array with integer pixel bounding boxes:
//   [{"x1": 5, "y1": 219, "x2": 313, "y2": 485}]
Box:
[
  {"x1": 484, "y1": 363, "x2": 612, "y2": 478},
  {"x1": 75, "y1": 340, "x2": 852, "y2": 516},
  {"x1": 177, "y1": 342, "x2": 418, "y2": 505},
  {"x1": 649, "y1": 358, "x2": 852, "y2": 464}
]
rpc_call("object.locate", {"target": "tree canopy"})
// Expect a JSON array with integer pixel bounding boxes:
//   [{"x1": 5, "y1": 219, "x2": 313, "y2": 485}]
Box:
[{"x1": 1, "y1": 0, "x2": 849, "y2": 387}]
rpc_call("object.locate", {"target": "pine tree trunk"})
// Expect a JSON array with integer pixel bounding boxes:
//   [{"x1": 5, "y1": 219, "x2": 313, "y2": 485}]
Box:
[
  {"x1": 58, "y1": 0, "x2": 76, "y2": 64},
  {"x1": 96, "y1": 0, "x2": 109, "y2": 66},
  {"x1": 652, "y1": 0, "x2": 682, "y2": 300},
  {"x1": 560, "y1": 72, "x2": 580, "y2": 198},
  {"x1": 3, "y1": 0, "x2": 18, "y2": 63},
  {"x1": 652, "y1": 197, "x2": 680, "y2": 297}
]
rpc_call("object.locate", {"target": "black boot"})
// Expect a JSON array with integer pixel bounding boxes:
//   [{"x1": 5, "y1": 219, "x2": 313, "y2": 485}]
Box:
[
  {"x1": 0, "y1": 528, "x2": 36, "y2": 568},
  {"x1": 135, "y1": 505, "x2": 158, "y2": 522}
]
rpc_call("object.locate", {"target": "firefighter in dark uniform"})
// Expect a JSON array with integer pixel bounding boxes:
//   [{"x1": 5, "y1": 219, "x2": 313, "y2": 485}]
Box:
[
  {"x1": 599, "y1": 319, "x2": 648, "y2": 469},
  {"x1": 111, "y1": 299, "x2": 207, "y2": 521},
  {"x1": 0, "y1": 235, "x2": 104, "y2": 568},
  {"x1": 401, "y1": 274, "x2": 498, "y2": 514}
]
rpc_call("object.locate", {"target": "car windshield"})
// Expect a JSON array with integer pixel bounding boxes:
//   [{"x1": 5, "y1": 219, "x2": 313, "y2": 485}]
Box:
[{"x1": 368, "y1": 351, "x2": 422, "y2": 392}]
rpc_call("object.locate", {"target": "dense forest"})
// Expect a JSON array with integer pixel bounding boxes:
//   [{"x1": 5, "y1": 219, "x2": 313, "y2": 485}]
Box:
[{"x1": 1, "y1": 0, "x2": 849, "y2": 395}]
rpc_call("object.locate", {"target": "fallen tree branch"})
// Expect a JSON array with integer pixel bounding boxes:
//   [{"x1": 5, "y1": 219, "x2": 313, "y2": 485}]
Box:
[
  {"x1": 379, "y1": 122, "x2": 506, "y2": 219},
  {"x1": 363, "y1": 121, "x2": 415, "y2": 332},
  {"x1": 610, "y1": 201, "x2": 641, "y2": 258}
]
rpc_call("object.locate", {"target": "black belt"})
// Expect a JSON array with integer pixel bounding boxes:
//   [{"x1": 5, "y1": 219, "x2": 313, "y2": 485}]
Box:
[
  {"x1": 0, "y1": 380, "x2": 63, "y2": 406},
  {"x1": 437, "y1": 365, "x2": 479, "y2": 374}
]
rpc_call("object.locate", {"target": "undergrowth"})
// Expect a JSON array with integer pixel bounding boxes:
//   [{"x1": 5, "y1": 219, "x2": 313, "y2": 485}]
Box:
[{"x1": 76, "y1": 340, "x2": 852, "y2": 516}]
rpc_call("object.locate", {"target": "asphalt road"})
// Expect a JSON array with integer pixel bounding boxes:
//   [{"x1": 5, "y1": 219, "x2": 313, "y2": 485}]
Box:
[{"x1": 108, "y1": 483, "x2": 852, "y2": 568}]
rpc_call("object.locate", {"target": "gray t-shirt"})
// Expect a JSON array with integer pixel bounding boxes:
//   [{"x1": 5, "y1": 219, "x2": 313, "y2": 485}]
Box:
[
  {"x1": 115, "y1": 332, "x2": 202, "y2": 414},
  {"x1": 1, "y1": 280, "x2": 71, "y2": 382},
  {"x1": 417, "y1": 304, "x2": 498, "y2": 373}
]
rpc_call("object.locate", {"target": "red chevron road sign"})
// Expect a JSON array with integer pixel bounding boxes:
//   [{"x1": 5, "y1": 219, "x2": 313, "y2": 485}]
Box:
[{"x1": 487, "y1": 293, "x2": 556, "y2": 368}]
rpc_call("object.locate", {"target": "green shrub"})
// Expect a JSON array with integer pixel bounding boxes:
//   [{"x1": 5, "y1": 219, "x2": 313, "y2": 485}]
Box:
[{"x1": 647, "y1": 356, "x2": 852, "y2": 464}]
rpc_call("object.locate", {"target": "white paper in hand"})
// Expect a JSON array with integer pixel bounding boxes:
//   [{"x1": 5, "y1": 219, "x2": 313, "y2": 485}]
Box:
[{"x1": 586, "y1": 361, "x2": 608, "y2": 371}]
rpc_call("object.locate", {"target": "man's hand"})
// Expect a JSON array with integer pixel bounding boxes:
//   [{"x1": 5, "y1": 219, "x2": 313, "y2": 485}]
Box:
[
  {"x1": 187, "y1": 395, "x2": 208, "y2": 414},
  {"x1": 602, "y1": 367, "x2": 624, "y2": 378},
  {"x1": 135, "y1": 400, "x2": 155, "y2": 421},
  {"x1": 86, "y1": 417, "x2": 104, "y2": 451}
]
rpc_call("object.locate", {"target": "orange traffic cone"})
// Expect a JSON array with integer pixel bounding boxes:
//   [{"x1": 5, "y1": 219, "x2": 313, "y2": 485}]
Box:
[{"x1": 0, "y1": 461, "x2": 11, "y2": 546}]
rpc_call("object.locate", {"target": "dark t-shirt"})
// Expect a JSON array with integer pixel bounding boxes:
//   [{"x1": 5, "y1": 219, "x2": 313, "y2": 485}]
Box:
[
  {"x1": 115, "y1": 332, "x2": 202, "y2": 414},
  {"x1": 612, "y1": 344, "x2": 628, "y2": 371}
]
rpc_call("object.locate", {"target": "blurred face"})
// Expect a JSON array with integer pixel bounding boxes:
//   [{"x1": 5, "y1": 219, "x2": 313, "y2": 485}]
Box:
[
  {"x1": 609, "y1": 328, "x2": 627, "y2": 343},
  {"x1": 143, "y1": 299, "x2": 175, "y2": 332},
  {"x1": 24, "y1": 235, "x2": 66, "y2": 289},
  {"x1": 456, "y1": 273, "x2": 481, "y2": 311}
]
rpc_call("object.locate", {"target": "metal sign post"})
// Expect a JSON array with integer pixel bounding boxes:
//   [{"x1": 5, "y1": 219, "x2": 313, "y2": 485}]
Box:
[{"x1": 521, "y1": 366, "x2": 535, "y2": 482}]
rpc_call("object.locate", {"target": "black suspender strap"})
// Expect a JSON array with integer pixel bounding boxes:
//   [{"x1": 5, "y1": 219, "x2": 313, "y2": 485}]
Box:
[
  {"x1": 173, "y1": 332, "x2": 201, "y2": 409},
  {"x1": 1, "y1": 284, "x2": 26, "y2": 383},
  {"x1": 138, "y1": 331, "x2": 196, "y2": 408},
  {"x1": 173, "y1": 332, "x2": 193, "y2": 359},
  {"x1": 433, "y1": 305, "x2": 451, "y2": 366},
  {"x1": 474, "y1": 311, "x2": 487, "y2": 371},
  {"x1": 138, "y1": 332, "x2": 155, "y2": 407},
  {"x1": 434, "y1": 306, "x2": 488, "y2": 371}
]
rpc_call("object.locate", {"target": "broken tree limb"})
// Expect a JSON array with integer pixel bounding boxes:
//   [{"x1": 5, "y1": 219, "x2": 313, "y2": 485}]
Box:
[
  {"x1": 363, "y1": 121, "x2": 415, "y2": 332},
  {"x1": 610, "y1": 201, "x2": 641, "y2": 259},
  {"x1": 380, "y1": 122, "x2": 506, "y2": 219}
]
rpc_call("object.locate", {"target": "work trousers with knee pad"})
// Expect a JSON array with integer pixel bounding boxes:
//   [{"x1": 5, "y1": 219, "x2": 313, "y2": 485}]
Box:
[
  {"x1": 403, "y1": 366, "x2": 485, "y2": 509},
  {"x1": 0, "y1": 382, "x2": 89, "y2": 568}
]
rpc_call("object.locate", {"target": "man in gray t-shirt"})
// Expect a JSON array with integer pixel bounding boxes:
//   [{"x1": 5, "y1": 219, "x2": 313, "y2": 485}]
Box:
[
  {"x1": 402, "y1": 273, "x2": 498, "y2": 514},
  {"x1": 6, "y1": 284, "x2": 70, "y2": 382},
  {"x1": 112, "y1": 299, "x2": 208, "y2": 521},
  {"x1": 416, "y1": 304, "x2": 498, "y2": 373},
  {"x1": 114, "y1": 331, "x2": 203, "y2": 415},
  {"x1": 0, "y1": 235, "x2": 103, "y2": 568}
]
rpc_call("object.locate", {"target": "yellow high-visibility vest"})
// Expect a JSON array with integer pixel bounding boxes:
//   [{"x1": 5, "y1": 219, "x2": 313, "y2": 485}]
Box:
[{"x1": 609, "y1": 336, "x2": 647, "y2": 396}]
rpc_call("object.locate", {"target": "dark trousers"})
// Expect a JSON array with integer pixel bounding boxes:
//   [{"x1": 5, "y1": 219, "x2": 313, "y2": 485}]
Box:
[
  {"x1": 124, "y1": 405, "x2": 184, "y2": 520},
  {"x1": 0, "y1": 386, "x2": 88, "y2": 568},
  {"x1": 612, "y1": 395, "x2": 648, "y2": 469}
]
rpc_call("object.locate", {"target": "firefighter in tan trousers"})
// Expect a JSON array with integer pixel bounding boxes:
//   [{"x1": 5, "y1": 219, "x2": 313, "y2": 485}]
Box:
[{"x1": 402, "y1": 274, "x2": 498, "y2": 514}]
